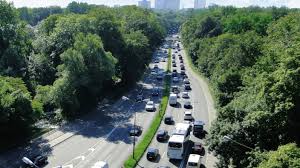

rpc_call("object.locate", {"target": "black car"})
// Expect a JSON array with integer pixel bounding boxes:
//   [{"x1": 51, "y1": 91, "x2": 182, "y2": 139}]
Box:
[
  {"x1": 164, "y1": 114, "x2": 174, "y2": 125},
  {"x1": 152, "y1": 87, "x2": 160, "y2": 96},
  {"x1": 129, "y1": 125, "x2": 142, "y2": 136},
  {"x1": 172, "y1": 60, "x2": 175, "y2": 63},
  {"x1": 180, "y1": 66, "x2": 185, "y2": 70},
  {"x1": 180, "y1": 70, "x2": 186, "y2": 75},
  {"x1": 192, "y1": 142, "x2": 205, "y2": 156},
  {"x1": 180, "y1": 60, "x2": 184, "y2": 64},
  {"x1": 172, "y1": 63, "x2": 176, "y2": 67},
  {"x1": 147, "y1": 148, "x2": 159, "y2": 161},
  {"x1": 156, "y1": 130, "x2": 168, "y2": 142},
  {"x1": 34, "y1": 155, "x2": 48, "y2": 166},
  {"x1": 179, "y1": 56, "x2": 183, "y2": 60},
  {"x1": 184, "y1": 101, "x2": 192, "y2": 109},
  {"x1": 185, "y1": 84, "x2": 191, "y2": 90}
]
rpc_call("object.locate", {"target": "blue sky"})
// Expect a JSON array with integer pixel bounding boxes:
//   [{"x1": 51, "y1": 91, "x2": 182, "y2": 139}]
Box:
[{"x1": 7, "y1": 0, "x2": 300, "y2": 8}]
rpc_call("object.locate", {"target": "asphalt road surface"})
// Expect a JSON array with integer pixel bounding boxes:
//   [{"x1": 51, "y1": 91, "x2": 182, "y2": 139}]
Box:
[
  {"x1": 137, "y1": 34, "x2": 216, "y2": 168},
  {"x1": 0, "y1": 40, "x2": 168, "y2": 168}
]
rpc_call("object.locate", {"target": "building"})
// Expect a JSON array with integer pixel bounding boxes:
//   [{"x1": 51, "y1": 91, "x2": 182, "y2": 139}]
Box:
[
  {"x1": 155, "y1": 0, "x2": 180, "y2": 10},
  {"x1": 138, "y1": 0, "x2": 151, "y2": 8},
  {"x1": 194, "y1": 0, "x2": 206, "y2": 9}
]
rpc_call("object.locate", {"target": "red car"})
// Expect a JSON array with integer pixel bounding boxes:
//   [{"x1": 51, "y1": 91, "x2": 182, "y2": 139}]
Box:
[{"x1": 192, "y1": 142, "x2": 205, "y2": 156}]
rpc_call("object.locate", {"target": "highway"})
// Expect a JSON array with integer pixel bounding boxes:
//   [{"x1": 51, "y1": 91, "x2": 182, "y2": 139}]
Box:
[
  {"x1": 137, "y1": 34, "x2": 216, "y2": 168},
  {"x1": 0, "y1": 39, "x2": 168, "y2": 168}
]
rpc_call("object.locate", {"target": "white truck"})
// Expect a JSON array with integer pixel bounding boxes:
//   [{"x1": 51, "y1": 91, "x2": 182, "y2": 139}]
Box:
[
  {"x1": 169, "y1": 93, "x2": 177, "y2": 106},
  {"x1": 186, "y1": 154, "x2": 202, "y2": 168}
]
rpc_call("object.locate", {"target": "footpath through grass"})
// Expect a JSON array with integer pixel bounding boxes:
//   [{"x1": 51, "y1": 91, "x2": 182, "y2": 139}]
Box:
[{"x1": 123, "y1": 49, "x2": 171, "y2": 168}]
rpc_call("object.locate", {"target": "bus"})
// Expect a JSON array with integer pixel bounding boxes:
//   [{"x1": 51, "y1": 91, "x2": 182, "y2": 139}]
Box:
[{"x1": 167, "y1": 123, "x2": 191, "y2": 160}]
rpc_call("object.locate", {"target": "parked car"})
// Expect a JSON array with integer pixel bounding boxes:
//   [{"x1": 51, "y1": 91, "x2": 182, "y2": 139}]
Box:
[
  {"x1": 180, "y1": 65, "x2": 185, "y2": 69},
  {"x1": 145, "y1": 101, "x2": 155, "y2": 111},
  {"x1": 129, "y1": 125, "x2": 142, "y2": 136},
  {"x1": 182, "y1": 92, "x2": 189, "y2": 98},
  {"x1": 156, "y1": 130, "x2": 168, "y2": 142},
  {"x1": 154, "y1": 59, "x2": 159, "y2": 63},
  {"x1": 172, "y1": 69, "x2": 177, "y2": 73},
  {"x1": 180, "y1": 70, "x2": 186, "y2": 75},
  {"x1": 154, "y1": 64, "x2": 159, "y2": 69},
  {"x1": 172, "y1": 63, "x2": 177, "y2": 67},
  {"x1": 152, "y1": 87, "x2": 160, "y2": 96},
  {"x1": 147, "y1": 148, "x2": 159, "y2": 161},
  {"x1": 34, "y1": 155, "x2": 48, "y2": 167},
  {"x1": 184, "y1": 101, "x2": 192, "y2": 109},
  {"x1": 91, "y1": 161, "x2": 109, "y2": 168},
  {"x1": 173, "y1": 77, "x2": 179, "y2": 83},
  {"x1": 172, "y1": 60, "x2": 176, "y2": 63},
  {"x1": 164, "y1": 114, "x2": 174, "y2": 125},
  {"x1": 136, "y1": 93, "x2": 143, "y2": 102}
]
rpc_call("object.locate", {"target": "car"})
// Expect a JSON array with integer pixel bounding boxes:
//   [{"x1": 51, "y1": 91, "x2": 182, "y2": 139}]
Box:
[
  {"x1": 192, "y1": 142, "x2": 205, "y2": 155},
  {"x1": 172, "y1": 60, "x2": 176, "y2": 63},
  {"x1": 164, "y1": 114, "x2": 174, "y2": 125},
  {"x1": 171, "y1": 85, "x2": 180, "y2": 94},
  {"x1": 162, "y1": 58, "x2": 166, "y2": 62},
  {"x1": 172, "y1": 72, "x2": 177, "y2": 77},
  {"x1": 179, "y1": 56, "x2": 183, "y2": 60},
  {"x1": 129, "y1": 125, "x2": 142, "y2": 136},
  {"x1": 145, "y1": 101, "x2": 155, "y2": 111},
  {"x1": 154, "y1": 59, "x2": 159, "y2": 63},
  {"x1": 184, "y1": 78, "x2": 190, "y2": 84},
  {"x1": 147, "y1": 148, "x2": 159, "y2": 161},
  {"x1": 91, "y1": 161, "x2": 109, "y2": 168},
  {"x1": 156, "y1": 130, "x2": 168, "y2": 142},
  {"x1": 185, "y1": 84, "x2": 191, "y2": 90},
  {"x1": 33, "y1": 155, "x2": 48, "y2": 167},
  {"x1": 180, "y1": 60, "x2": 184, "y2": 64},
  {"x1": 136, "y1": 93, "x2": 143, "y2": 102},
  {"x1": 182, "y1": 92, "x2": 189, "y2": 98},
  {"x1": 164, "y1": 50, "x2": 167, "y2": 53},
  {"x1": 184, "y1": 101, "x2": 192, "y2": 109},
  {"x1": 172, "y1": 63, "x2": 176, "y2": 67},
  {"x1": 183, "y1": 74, "x2": 188, "y2": 79},
  {"x1": 173, "y1": 77, "x2": 179, "y2": 82},
  {"x1": 152, "y1": 87, "x2": 160, "y2": 96},
  {"x1": 180, "y1": 65, "x2": 185, "y2": 70},
  {"x1": 172, "y1": 69, "x2": 177, "y2": 73},
  {"x1": 172, "y1": 54, "x2": 175, "y2": 57},
  {"x1": 154, "y1": 64, "x2": 159, "y2": 69},
  {"x1": 175, "y1": 51, "x2": 178, "y2": 53},
  {"x1": 178, "y1": 48, "x2": 181, "y2": 51},
  {"x1": 184, "y1": 111, "x2": 194, "y2": 121},
  {"x1": 180, "y1": 70, "x2": 186, "y2": 75},
  {"x1": 156, "y1": 73, "x2": 163, "y2": 80}
]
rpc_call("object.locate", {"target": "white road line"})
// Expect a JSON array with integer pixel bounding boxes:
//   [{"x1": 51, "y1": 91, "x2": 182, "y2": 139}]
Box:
[{"x1": 161, "y1": 151, "x2": 166, "y2": 159}]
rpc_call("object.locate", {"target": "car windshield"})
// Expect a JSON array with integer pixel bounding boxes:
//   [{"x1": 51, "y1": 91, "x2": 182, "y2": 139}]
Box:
[{"x1": 188, "y1": 162, "x2": 198, "y2": 166}]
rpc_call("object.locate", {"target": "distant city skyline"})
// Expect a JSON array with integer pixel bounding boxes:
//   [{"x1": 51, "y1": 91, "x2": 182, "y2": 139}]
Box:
[{"x1": 7, "y1": 0, "x2": 300, "y2": 8}]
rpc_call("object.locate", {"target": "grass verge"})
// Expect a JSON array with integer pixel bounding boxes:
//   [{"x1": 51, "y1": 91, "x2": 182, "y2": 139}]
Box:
[{"x1": 123, "y1": 49, "x2": 171, "y2": 168}]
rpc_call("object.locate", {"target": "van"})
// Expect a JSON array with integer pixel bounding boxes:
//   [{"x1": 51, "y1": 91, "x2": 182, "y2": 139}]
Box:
[
  {"x1": 169, "y1": 94, "x2": 177, "y2": 106},
  {"x1": 186, "y1": 154, "x2": 201, "y2": 168}
]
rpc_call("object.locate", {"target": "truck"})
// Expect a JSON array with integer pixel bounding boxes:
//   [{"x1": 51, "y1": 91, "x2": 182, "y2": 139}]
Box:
[
  {"x1": 186, "y1": 154, "x2": 202, "y2": 168},
  {"x1": 169, "y1": 93, "x2": 177, "y2": 106}
]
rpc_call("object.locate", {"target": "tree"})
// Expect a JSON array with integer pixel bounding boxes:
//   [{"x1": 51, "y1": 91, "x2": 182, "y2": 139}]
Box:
[{"x1": 258, "y1": 143, "x2": 300, "y2": 168}]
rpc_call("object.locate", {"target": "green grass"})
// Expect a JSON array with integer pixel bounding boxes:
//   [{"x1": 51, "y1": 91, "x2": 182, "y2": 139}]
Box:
[{"x1": 123, "y1": 49, "x2": 172, "y2": 168}]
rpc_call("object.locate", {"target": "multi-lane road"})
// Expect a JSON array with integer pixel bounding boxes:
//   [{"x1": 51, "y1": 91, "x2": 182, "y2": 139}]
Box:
[
  {"x1": 0, "y1": 34, "x2": 216, "y2": 168},
  {"x1": 138, "y1": 35, "x2": 216, "y2": 168}
]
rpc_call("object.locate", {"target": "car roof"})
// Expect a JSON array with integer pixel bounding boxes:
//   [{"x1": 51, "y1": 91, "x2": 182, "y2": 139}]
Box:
[
  {"x1": 188, "y1": 154, "x2": 201, "y2": 163},
  {"x1": 185, "y1": 111, "x2": 192, "y2": 114},
  {"x1": 194, "y1": 120, "x2": 205, "y2": 125},
  {"x1": 158, "y1": 130, "x2": 166, "y2": 134},
  {"x1": 148, "y1": 148, "x2": 157, "y2": 152}
]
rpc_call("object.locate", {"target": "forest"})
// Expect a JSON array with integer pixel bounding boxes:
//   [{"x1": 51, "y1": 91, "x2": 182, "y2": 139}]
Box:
[
  {"x1": 0, "y1": 0, "x2": 165, "y2": 149},
  {"x1": 181, "y1": 6, "x2": 300, "y2": 168}
]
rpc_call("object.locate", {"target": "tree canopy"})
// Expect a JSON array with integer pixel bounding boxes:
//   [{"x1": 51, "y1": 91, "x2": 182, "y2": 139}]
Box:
[{"x1": 181, "y1": 6, "x2": 300, "y2": 168}]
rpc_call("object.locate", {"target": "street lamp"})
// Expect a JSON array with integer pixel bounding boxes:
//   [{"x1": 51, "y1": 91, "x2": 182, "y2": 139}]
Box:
[
  {"x1": 223, "y1": 135, "x2": 254, "y2": 150},
  {"x1": 122, "y1": 96, "x2": 138, "y2": 159}
]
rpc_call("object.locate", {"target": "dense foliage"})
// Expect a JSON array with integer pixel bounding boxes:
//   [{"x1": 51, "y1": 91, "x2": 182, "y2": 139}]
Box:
[
  {"x1": 181, "y1": 6, "x2": 300, "y2": 168},
  {"x1": 0, "y1": 0, "x2": 165, "y2": 147}
]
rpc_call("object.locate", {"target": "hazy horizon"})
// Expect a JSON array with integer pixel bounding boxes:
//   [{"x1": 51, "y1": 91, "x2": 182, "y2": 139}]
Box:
[{"x1": 7, "y1": 0, "x2": 300, "y2": 8}]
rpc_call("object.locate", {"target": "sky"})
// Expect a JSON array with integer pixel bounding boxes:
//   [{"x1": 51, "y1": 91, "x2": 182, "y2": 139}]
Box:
[{"x1": 7, "y1": 0, "x2": 300, "y2": 8}]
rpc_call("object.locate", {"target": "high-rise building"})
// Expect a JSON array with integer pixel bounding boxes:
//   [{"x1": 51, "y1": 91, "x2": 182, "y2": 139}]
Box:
[
  {"x1": 138, "y1": 0, "x2": 151, "y2": 9},
  {"x1": 155, "y1": 0, "x2": 180, "y2": 10},
  {"x1": 194, "y1": 0, "x2": 206, "y2": 9}
]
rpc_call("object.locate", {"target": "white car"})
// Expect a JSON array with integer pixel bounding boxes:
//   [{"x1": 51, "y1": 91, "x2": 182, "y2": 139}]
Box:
[
  {"x1": 145, "y1": 101, "x2": 155, "y2": 111},
  {"x1": 182, "y1": 92, "x2": 189, "y2": 99},
  {"x1": 92, "y1": 161, "x2": 109, "y2": 168},
  {"x1": 184, "y1": 111, "x2": 194, "y2": 121},
  {"x1": 173, "y1": 77, "x2": 179, "y2": 82}
]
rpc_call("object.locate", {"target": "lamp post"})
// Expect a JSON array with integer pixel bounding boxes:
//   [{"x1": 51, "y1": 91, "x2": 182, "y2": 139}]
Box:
[
  {"x1": 223, "y1": 135, "x2": 254, "y2": 150},
  {"x1": 122, "y1": 96, "x2": 139, "y2": 159}
]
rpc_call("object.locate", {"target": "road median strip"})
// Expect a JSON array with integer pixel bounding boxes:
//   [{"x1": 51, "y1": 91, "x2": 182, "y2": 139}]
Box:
[{"x1": 123, "y1": 48, "x2": 171, "y2": 168}]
